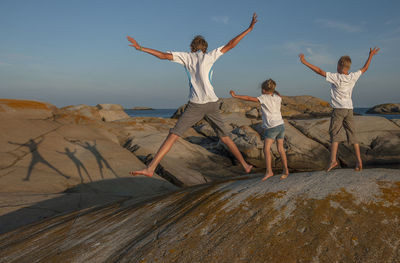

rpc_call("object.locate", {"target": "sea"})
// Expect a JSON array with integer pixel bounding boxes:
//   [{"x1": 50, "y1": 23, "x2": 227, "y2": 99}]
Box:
[
  {"x1": 124, "y1": 108, "x2": 400, "y2": 120},
  {"x1": 124, "y1": 109, "x2": 177, "y2": 118}
]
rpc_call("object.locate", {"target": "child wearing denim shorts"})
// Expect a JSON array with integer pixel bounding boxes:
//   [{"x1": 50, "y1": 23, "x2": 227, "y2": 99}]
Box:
[{"x1": 230, "y1": 79, "x2": 289, "y2": 180}]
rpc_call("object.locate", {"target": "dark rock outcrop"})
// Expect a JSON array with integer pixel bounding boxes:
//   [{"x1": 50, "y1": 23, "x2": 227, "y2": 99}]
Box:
[{"x1": 367, "y1": 103, "x2": 400, "y2": 114}]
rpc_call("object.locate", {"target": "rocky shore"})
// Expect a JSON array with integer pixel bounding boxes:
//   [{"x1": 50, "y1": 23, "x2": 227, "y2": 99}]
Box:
[
  {"x1": 367, "y1": 103, "x2": 400, "y2": 114},
  {"x1": 0, "y1": 97, "x2": 399, "y2": 262}
]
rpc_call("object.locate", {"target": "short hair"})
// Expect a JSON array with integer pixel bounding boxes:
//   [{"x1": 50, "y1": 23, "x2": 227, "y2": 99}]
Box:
[
  {"x1": 261, "y1": 79, "x2": 276, "y2": 93},
  {"x1": 191, "y1": 35, "x2": 208, "y2": 53},
  {"x1": 338, "y1": 56, "x2": 352, "y2": 68}
]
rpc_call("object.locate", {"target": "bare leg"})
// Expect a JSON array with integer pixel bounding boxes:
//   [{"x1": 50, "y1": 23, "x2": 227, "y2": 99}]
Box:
[
  {"x1": 353, "y1": 143, "x2": 363, "y2": 171},
  {"x1": 326, "y1": 142, "x2": 339, "y2": 172},
  {"x1": 43, "y1": 160, "x2": 70, "y2": 179},
  {"x1": 219, "y1": 136, "x2": 253, "y2": 173},
  {"x1": 24, "y1": 161, "x2": 35, "y2": 181},
  {"x1": 276, "y1": 139, "x2": 289, "y2": 179},
  {"x1": 262, "y1": 139, "x2": 274, "y2": 181},
  {"x1": 130, "y1": 133, "x2": 180, "y2": 177},
  {"x1": 80, "y1": 163, "x2": 93, "y2": 182},
  {"x1": 76, "y1": 165, "x2": 84, "y2": 183}
]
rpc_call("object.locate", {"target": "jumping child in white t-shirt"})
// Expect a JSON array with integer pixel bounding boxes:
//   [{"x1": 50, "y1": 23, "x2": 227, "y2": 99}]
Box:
[
  {"x1": 127, "y1": 14, "x2": 258, "y2": 178},
  {"x1": 299, "y1": 47, "x2": 379, "y2": 172},
  {"x1": 230, "y1": 79, "x2": 289, "y2": 181}
]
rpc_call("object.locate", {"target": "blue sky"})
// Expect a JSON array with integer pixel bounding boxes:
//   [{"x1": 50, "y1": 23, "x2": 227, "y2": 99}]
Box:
[{"x1": 1, "y1": 0, "x2": 399, "y2": 108}]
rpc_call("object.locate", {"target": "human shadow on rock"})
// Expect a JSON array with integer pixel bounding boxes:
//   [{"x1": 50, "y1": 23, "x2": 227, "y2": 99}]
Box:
[
  {"x1": 8, "y1": 138, "x2": 70, "y2": 181},
  {"x1": 74, "y1": 140, "x2": 119, "y2": 179},
  {"x1": 57, "y1": 147, "x2": 92, "y2": 183}
]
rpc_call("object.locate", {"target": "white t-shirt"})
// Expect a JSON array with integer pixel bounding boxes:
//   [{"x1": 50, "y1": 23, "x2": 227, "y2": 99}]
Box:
[
  {"x1": 169, "y1": 46, "x2": 224, "y2": 104},
  {"x1": 326, "y1": 70, "x2": 362, "y2": 109},
  {"x1": 257, "y1": 94, "x2": 284, "y2": 129}
]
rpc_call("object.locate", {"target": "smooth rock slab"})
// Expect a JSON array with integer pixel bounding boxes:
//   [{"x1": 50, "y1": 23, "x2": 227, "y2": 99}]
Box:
[
  {"x1": 96, "y1": 104, "x2": 130, "y2": 121},
  {"x1": 0, "y1": 99, "x2": 56, "y2": 120},
  {"x1": 289, "y1": 116, "x2": 400, "y2": 167},
  {"x1": 230, "y1": 121, "x2": 330, "y2": 171},
  {"x1": 0, "y1": 169, "x2": 399, "y2": 263}
]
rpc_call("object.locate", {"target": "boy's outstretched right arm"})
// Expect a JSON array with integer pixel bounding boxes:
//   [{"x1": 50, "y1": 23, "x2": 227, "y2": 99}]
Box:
[
  {"x1": 127, "y1": 36, "x2": 173, "y2": 60},
  {"x1": 360, "y1": 47, "x2": 379, "y2": 74},
  {"x1": 220, "y1": 13, "x2": 258, "y2": 54},
  {"x1": 230, "y1": 90, "x2": 259, "y2": 102},
  {"x1": 298, "y1": 54, "x2": 326, "y2": 77}
]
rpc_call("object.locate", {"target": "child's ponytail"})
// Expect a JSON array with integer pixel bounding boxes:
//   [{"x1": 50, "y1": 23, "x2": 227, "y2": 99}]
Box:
[{"x1": 261, "y1": 79, "x2": 281, "y2": 96}]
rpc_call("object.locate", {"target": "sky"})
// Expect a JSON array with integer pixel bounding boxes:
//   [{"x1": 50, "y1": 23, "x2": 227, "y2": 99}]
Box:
[{"x1": 1, "y1": 0, "x2": 399, "y2": 108}]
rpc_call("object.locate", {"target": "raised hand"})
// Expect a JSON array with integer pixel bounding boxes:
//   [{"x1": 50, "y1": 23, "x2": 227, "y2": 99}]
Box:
[
  {"x1": 369, "y1": 47, "x2": 380, "y2": 56},
  {"x1": 127, "y1": 36, "x2": 140, "y2": 50},
  {"x1": 298, "y1": 53, "x2": 306, "y2": 63},
  {"x1": 249, "y1": 13, "x2": 258, "y2": 29},
  {"x1": 361, "y1": 47, "x2": 380, "y2": 73}
]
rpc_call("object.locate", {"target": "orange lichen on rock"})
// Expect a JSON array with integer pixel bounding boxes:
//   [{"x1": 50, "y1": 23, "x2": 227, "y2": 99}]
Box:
[
  {"x1": 0, "y1": 99, "x2": 53, "y2": 110},
  {"x1": 320, "y1": 101, "x2": 330, "y2": 107}
]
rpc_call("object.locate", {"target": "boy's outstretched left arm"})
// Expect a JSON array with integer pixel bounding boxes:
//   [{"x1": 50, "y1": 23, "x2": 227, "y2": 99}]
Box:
[
  {"x1": 230, "y1": 90, "x2": 259, "y2": 102},
  {"x1": 127, "y1": 36, "x2": 173, "y2": 60},
  {"x1": 298, "y1": 54, "x2": 326, "y2": 77},
  {"x1": 220, "y1": 13, "x2": 258, "y2": 54},
  {"x1": 360, "y1": 47, "x2": 379, "y2": 74}
]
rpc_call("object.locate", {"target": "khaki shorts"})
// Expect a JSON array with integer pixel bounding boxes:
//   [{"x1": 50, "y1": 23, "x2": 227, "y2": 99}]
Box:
[
  {"x1": 329, "y1": 108, "x2": 358, "y2": 144},
  {"x1": 170, "y1": 101, "x2": 229, "y2": 137}
]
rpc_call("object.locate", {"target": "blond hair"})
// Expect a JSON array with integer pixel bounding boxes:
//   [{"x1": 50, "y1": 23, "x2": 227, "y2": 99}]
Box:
[
  {"x1": 190, "y1": 35, "x2": 208, "y2": 53},
  {"x1": 338, "y1": 55, "x2": 352, "y2": 68}
]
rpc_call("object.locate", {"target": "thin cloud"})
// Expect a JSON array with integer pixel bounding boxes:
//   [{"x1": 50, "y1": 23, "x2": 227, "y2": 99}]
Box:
[
  {"x1": 0, "y1": 61, "x2": 12, "y2": 66},
  {"x1": 385, "y1": 18, "x2": 400, "y2": 25},
  {"x1": 377, "y1": 26, "x2": 400, "y2": 44},
  {"x1": 283, "y1": 41, "x2": 323, "y2": 54},
  {"x1": 315, "y1": 19, "x2": 363, "y2": 33},
  {"x1": 283, "y1": 41, "x2": 335, "y2": 65},
  {"x1": 211, "y1": 16, "x2": 229, "y2": 25},
  {"x1": 0, "y1": 53, "x2": 36, "y2": 67}
]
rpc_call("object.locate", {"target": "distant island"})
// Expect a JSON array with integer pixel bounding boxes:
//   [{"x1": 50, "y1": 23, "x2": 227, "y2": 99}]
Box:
[
  {"x1": 131, "y1": 106, "x2": 153, "y2": 110},
  {"x1": 367, "y1": 103, "x2": 400, "y2": 115}
]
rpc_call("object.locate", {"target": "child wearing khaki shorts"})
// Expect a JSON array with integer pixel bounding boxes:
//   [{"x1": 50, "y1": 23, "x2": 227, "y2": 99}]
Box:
[
  {"x1": 299, "y1": 47, "x2": 380, "y2": 172},
  {"x1": 127, "y1": 14, "x2": 259, "y2": 178}
]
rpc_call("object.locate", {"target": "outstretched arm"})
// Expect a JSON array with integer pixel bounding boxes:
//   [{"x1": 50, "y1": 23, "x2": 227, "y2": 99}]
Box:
[
  {"x1": 8, "y1": 141, "x2": 23, "y2": 146},
  {"x1": 230, "y1": 90, "x2": 259, "y2": 102},
  {"x1": 127, "y1": 36, "x2": 173, "y2": 60},
  {"x1": 360, "y1": 47, "x2": 379, "y2": 74},
  {"x1": 298, "y1": 54, "x2": 326, "y2": 77},
  {"x1": 220, "y1": 13, "x2": 258, "y2": 54}
]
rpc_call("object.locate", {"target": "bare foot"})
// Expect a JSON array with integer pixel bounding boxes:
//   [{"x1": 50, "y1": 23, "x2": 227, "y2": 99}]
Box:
[
  {"x1": 129, "y1": 168, "x2": 154, "y2": 178},
  {"x1": 262, "y1": 172, "x2": 274, "y2": 181},
  {"x1": 355, "y1": 163, "x2": 363, "y2": 172},
  {"x1": 244, "y1": 164, "x2": 253, "y2": 174},
  {"x1": 326, "y1": 161, "x2": 338, "y2": 172},
  {"x1": 280, "y1": 170, "x2": 289, "y2": 180}
]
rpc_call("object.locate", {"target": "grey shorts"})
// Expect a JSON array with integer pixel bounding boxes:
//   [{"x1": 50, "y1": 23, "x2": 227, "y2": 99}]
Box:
[
  {"x1": 264, "y1": 124, "x2": 285, "y2": 140},
  {"x1": 170, "y1": 101, "x2": 229, "y2": 137},
  {"x1": 329, "y1": 108, "x2": 358, "y2": 144}
]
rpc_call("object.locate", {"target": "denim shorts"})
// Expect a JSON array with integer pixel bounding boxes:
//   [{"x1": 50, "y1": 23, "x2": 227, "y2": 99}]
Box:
[{"x1": 264, "y1": 124, "x2": 285, "y2": 140}]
